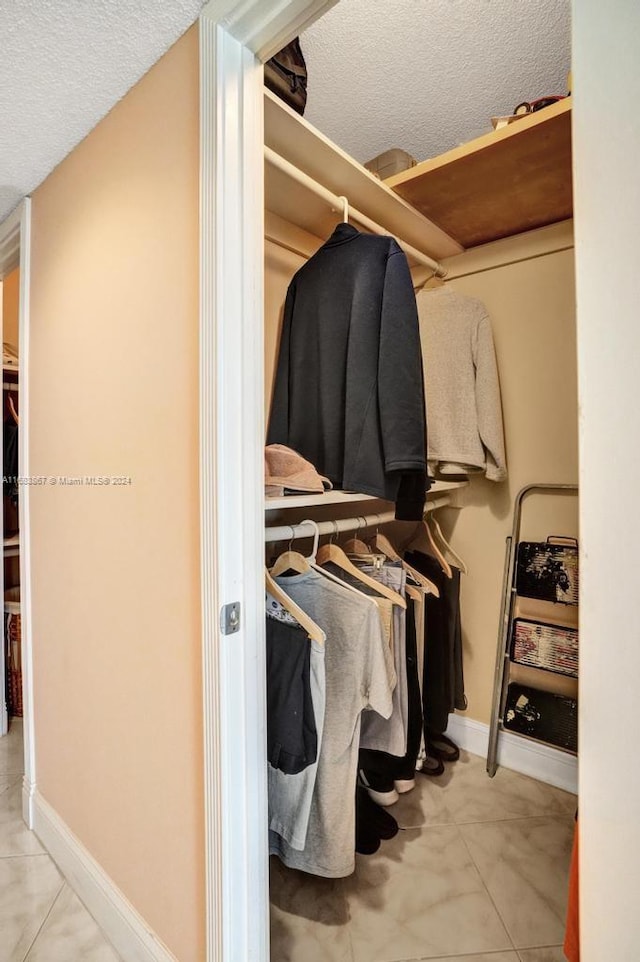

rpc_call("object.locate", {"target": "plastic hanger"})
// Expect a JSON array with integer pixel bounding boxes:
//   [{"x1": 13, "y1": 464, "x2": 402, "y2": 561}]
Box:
[
  {"x1": 429, "y1": 513, "x2": 468, "y2": 575},
  {"x1": 265, "y1": 569, "x2": 325, "y2": 645},
  {"x1": 316, "y1": 541, "x2": 407, "y2": 609},
  {"x1": 271, "y1": 520, "x2": 371, "y2": 600}
]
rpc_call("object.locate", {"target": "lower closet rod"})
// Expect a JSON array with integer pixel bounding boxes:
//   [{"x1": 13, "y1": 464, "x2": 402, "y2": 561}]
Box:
[
  {"x1": 264, "y1": 146, "x2": 447, "y2": 278},
  {"x1": 264, "y1": 495, "x2": 452, "y2": 544}
]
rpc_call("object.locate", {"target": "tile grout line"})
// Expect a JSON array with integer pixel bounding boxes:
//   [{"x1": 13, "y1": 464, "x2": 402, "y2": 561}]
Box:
[
  {"x1": 453, "y1": 812, "x2": 576, "y2": 829},
  {"x1": 19, "y1": 878, "x2": 66, "y2": 962},
  {"x1": 0, "y1": 852, "x2": 50, "y2": 861},
  {"x1": 453, "y1": 820, "x2": 520, "y2": 954}
]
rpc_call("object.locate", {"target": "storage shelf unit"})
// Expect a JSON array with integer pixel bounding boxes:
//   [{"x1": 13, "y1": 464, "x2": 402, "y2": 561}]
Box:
[
  {"x1": 264, "y1": 90, "x2": 462, "y2": 261},
  {"x1": 265, "y1": 480, "x2": 468, "y2": 511},
  {"x1": 386, "y1": 98, "x2": 572, "y2": 249}
]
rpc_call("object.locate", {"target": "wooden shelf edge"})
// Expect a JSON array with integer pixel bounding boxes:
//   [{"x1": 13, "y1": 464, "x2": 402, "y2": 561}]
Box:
[
  {"x1": 386, "y1": 98, "x2": 572, "y2": 188},
  {"x1": 264, "y1": 89, "x2": 463, "y2": 260},
  {"x1": 264, "y1": 480, "x2": 468, "y2": 511}
]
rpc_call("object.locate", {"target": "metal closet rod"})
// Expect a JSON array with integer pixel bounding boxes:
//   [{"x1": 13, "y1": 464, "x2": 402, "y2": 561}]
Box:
[
  {"x1": 264, "y1": 494, "x2": 452, "y2": 544},
  {"x1": 264, "y1": 146, "x2": 447, "y2": 278}
]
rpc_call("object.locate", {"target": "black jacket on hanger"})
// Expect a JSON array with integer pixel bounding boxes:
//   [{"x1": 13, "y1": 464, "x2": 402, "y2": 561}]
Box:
[{"x1": 267, "y1": 223, "x2": 429, "y2": 520}]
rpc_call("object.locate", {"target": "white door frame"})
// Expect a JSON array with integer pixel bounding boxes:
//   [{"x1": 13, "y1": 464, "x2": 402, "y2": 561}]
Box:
[
  {"x1": 198, "y1": 2, "x2": 337, "y2": 960},
  {"x1": 0, "y1": 198, "x2": 36, "y2": 826}
]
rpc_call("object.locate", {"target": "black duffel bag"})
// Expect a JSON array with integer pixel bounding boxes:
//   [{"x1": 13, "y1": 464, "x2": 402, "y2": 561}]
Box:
[{"x1": 264, "y1": 38, "x2": 307, "y2": 116}]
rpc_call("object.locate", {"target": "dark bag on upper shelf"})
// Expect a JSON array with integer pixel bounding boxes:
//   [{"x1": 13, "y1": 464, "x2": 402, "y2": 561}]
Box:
[{"x1": 264, "y1": 38, "x2": 307, "y2": 115}]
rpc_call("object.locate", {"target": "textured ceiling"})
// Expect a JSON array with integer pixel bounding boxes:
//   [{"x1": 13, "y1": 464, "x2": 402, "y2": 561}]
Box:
[
  {"x1": 0, "y1": 0, "x2": 571, "y2": 227},
  {"x1": 0, "y1": 0, "x2": 205, "y2": 223},
  {"x1": 301, "y1": 0, "x2": 571, "y2": 166}
]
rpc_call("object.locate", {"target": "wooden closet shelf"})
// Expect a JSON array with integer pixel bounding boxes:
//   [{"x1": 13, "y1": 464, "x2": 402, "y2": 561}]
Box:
[
  {"x1": 264, "y1": 89, "x2": 462, "y2": 261},
  {"x1": 265, "y1": 480, "x2": 468, "y2": 511},
  {"x1": 386, "y1": 98, "x2": 573, "y2": 249}
]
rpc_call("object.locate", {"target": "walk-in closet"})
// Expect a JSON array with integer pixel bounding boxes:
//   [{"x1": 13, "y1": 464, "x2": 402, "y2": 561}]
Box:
[{"x1": 262, "y1": 6, "x2": 578, "y2": 961}]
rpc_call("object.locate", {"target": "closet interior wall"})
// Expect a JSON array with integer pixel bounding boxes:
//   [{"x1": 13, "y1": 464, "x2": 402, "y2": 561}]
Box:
[
  {"x1": 431, "y1": 220, "x2": 579, "y2": 725},
  {"x1": 265, "y1": 211, "x2": 578, "y2": 727}
]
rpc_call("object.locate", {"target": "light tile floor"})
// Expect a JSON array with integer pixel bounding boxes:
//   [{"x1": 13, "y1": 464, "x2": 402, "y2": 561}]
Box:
[
  {"x1": 270, "y1": 749, "x2": 577, "y2": 962},
  {"x1": 0, "y1": 719, "x2": 122, "y2": 962},
  {"x1": 2, "y1": 718, "x2": 576, "y2": 962}
]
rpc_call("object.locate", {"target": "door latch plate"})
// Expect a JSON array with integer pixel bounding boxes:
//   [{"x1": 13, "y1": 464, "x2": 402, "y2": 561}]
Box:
[{"x1": 220, "y1": 602, "x2": 241, "y2": 635}]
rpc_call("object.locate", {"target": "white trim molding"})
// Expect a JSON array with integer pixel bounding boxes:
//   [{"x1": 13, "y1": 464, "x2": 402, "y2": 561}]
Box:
[
  {"x1": 446, "y1": 713, "x2": 578, "y2": 795},
  {"x1": 0, "y1": 199, "x2": 36, "y2": 827},
  {"x1": 200, "y1": 12, "x2": 269, "y2": 960},
  {"x1": 199, "y1": 3, "x2": 336, "y2": 959},
  {"x1": 33, "y1": 792, "x2": 177, "y2": 962},
  {"x1": 203, "y1": 0, "x2": 338, "y2": 60}
]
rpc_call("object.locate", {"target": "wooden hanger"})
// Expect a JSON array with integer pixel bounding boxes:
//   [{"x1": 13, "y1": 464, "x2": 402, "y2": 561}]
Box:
[
  {"x1": 371, "y1": 529, "x2": 440, "y2": 598},
  {"x1": 421, "y1": 517, "x2": 453, "y2": 579},
  {"x1": 429, "y1": 514, "x2": 468, "y2": 575},
  {"x1": 343, "y1": 535, "x2": 371, "y2": 555},
  {"x1": 265, "y1": 569, "x2": 325, "y2": 645},
  {"x1": 269, "y1": 549, "x2": 311, "y2": 578},
  {"x1": 406, "y1": 584, "x2": 423, "y2": 604},
  {"x1": 315, "y1": 542, "x2": 407, "y2": 609}
]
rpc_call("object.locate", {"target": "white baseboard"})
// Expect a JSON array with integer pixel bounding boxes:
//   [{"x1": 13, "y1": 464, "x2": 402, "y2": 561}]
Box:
[
  {"x1": 445, "y1": 713, "x2": 578, "y2": 795},
  {"x1": 32, "y1": 792, "x2": 177, "y2": 962},
  {"x1": 22, "y1": 775, "x2": 35, "y2": 828}
]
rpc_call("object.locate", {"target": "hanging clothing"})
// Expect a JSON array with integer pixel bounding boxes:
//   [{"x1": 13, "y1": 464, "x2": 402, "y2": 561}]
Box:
[
  {"x1": 266, "y1": 611, "x2": 326, "y2": 851},
  {"x1": 358, "y1": 563, "x2": 408, "y2": 758},
  {"x1": 268, "y1": 222, "x2": 429, "y2": 521},
  {"x1": 416, "y1": 286, "x2": 507, "y2": 482},
  {"x1": 3, "y1": 418, "x2": 18, "y2": 504},
  {"x1": 265, "y1": 601, "x2": 319, "y2": 775},
  {"x1": 359, "y1": 595, "x2": 423, "y2": 784},
  {"x1": 269, "y1": 569, "x2": 395, "y2": 877},
  {"x1": 405, "y1": 550, "x2": 466, "y2": 734}
]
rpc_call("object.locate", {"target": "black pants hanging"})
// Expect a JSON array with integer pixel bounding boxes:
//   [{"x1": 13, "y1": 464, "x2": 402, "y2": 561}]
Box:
[{"x1": 404, "y1": 551, "x2": 466, "y2": 735}]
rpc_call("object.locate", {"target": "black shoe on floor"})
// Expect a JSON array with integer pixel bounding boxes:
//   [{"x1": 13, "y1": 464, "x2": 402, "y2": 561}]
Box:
[
  {"x1": 358, "y1": 768, "x2": 399, "y2": 807},
  {"x1": 416, "y1": 754, "x2": 445, "y2": 777},
  {"x1": 426, "y1": 730, "x2": 460, "y2": 762},
  {"x1": 356, "y1": 785, "x2": 398, "y2": 841}
]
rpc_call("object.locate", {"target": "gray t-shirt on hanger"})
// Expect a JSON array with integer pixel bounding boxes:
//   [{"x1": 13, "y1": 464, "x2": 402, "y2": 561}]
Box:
[
  {"x1": 359, "y1": 563, "x2": 408, "y2": 757},
  {"x1": 270, "y1": 569, "x2": 395, "y2": 878},
  {"x1": 320, "y1": 560, "x2": 408, "y2": 757}
]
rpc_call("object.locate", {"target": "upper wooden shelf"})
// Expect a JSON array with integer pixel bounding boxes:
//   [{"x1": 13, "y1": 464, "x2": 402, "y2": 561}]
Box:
[
  {"x1": 386, "y1": 98, "x2": 573, "y2": 249},
  {"x1": 264, "y1": 90, "x2": 462, "y2": 261}
]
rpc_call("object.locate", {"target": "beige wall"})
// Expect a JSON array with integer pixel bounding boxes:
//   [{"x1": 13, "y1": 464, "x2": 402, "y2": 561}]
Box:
[
  {"x1": 265, "y1": 219, "x2": 578, "y2": 727},
  {"x1": 2, "y1": 267, "x2": 20, "y2": 349},
  {"x1": 439, "y1": 224, "x2": 578, "y2": 724},
  {"x1": 29, "y1": 27, "x2": 204, "y2": 962}
]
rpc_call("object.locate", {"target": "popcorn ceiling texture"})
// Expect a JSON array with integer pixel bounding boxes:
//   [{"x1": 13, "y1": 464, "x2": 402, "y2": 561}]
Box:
[
  {"x1": 0, "y1": 0, "x2": 571, "y2": 226},
  {"x1": 0, "y1": 0, "x2": 205, "y2": 222},
  {"x1": 302, "y1": 0, "x2": 571, "y2": 166}
]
